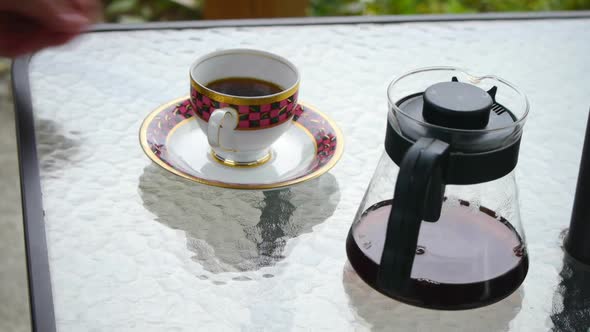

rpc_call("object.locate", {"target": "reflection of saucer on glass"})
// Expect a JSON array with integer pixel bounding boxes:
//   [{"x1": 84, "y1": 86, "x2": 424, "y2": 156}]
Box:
[{"x1": 140, "y1": 97, "x2": 343, "y2": 190}]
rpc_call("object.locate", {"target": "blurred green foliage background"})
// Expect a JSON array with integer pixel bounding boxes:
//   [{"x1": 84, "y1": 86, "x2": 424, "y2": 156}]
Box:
[
  {"x1": 103, "y1": 0, "x2": 200, "y2": 22},
  {"x1": 103, "y1": 0, "x2": 590, "y2": 22},
  {"x1": 310, "y1": 0, "x2": 590, "y2": 16}
]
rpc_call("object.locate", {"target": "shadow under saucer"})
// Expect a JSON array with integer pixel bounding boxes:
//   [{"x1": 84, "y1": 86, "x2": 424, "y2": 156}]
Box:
[
  {"x1": 342, "y1": 262, "x2": 524, "y2": 332},
  {"x1": 138, "y1": 164, "x2": 340, "y2": 273}
]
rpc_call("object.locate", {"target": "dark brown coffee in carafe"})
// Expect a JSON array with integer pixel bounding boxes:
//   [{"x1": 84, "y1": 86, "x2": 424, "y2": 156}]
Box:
[
  {"x1": 346, "y1": 199, "x2": 528, "y2": 310},
  {"x1": 206, "y1": 77, "x2": 283, "y2": 97}
]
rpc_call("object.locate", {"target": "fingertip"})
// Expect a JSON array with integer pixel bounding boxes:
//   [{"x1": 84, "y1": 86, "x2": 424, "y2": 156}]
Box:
[
  {"x1": 53, "y1": 12, "x2": 91, "y2": 32},
  {"x1": 0, "y1": 30, "x2": 77, "y2": 58},
  {"x1": 0, "y1": 10, "x2": 83, "y2": 57}
]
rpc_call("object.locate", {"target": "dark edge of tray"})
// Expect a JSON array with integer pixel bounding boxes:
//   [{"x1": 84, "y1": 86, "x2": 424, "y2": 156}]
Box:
[{"x1": 12, "y1": 55, "x2": 56, "y2": 332}]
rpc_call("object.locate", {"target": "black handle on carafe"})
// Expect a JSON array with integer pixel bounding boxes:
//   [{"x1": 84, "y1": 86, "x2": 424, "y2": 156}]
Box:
[
  {"x1": 565, "y1": 110, "x2": 590, "y2": 265},
  {"x1": 378, "y1": 137, "x2": 450, "y2": 292}
]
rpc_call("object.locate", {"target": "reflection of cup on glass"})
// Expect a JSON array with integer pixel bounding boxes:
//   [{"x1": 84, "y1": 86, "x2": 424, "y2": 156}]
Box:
[
  {"x1": 189, "y1": 49, "x2": 300, "y2": 167},
  {"x1": 138, "y1": 165, "x2": 340, "y2": 274}
]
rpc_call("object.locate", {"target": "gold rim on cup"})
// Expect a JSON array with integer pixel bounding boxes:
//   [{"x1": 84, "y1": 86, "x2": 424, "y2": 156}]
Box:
[{"x1": 190, "y1": 78, "x2": 300, "y2": 106}]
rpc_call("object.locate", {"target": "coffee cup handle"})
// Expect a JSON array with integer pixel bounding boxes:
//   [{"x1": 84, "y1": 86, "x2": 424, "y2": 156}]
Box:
[{"x1": 207, "y1": 107, "x2": 239, "y2": 150}]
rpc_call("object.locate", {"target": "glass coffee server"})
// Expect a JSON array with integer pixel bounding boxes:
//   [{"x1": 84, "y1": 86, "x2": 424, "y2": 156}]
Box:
[{"x1": 347, "y1": 67, "x2": 530, "y2": 310}]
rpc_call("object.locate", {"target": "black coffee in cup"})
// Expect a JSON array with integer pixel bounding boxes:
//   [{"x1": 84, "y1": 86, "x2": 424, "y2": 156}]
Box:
[{"x1": 206, "y1": 77, "x2": 283, "y2": 97}]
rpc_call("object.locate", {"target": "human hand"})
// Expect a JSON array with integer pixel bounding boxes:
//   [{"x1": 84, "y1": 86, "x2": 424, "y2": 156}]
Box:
[{"x1": 0, "y1": 0, "x2": 101, "y2": 57}]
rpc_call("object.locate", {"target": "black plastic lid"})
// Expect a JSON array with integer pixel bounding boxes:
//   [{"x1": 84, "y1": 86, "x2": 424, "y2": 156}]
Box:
[
  {"x1": 423, "y1": 81, "x2": 493, "y2": 129},
  {"x1": 387, "y1": 77, "x2": 523, "y2": 184},
  {"x1": 399, "y1": 78, "x2": 514, "y2": 132},
  {"x1": 393, "y1": 77, "x2": 518, "y2": 153}
]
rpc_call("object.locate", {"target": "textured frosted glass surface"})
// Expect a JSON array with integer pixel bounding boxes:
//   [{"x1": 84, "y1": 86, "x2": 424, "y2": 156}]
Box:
[{"x1": 28, "y1": 19, "x2": 590, "y2": 331}]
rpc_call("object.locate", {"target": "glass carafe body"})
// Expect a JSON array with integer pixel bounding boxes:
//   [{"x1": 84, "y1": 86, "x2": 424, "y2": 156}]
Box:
[
  {"x1": 348, "y1": 152, "x2": 527, "y2": 309},
  {"x1": 346, "y1": 67, "x2": 530, "y2": 310}
]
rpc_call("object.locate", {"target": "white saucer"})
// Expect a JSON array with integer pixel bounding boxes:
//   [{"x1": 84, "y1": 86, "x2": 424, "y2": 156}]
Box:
[{"x1": 140, "y1": 97, "x2": 343, "y2": 190}]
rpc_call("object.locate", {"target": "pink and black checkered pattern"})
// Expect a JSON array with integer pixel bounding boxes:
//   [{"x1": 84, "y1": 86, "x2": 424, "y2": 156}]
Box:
[{"x1": 190, "y1": 85, "x2": 298, "y2": 130}]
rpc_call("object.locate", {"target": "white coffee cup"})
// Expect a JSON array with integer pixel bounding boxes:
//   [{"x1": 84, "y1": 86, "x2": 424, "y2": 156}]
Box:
[{"x1": 189, "y1": 49, "x2": 300, "y2": 167}]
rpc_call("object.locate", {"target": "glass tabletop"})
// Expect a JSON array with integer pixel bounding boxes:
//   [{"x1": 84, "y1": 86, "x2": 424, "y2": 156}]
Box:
[{"x1": 20, "y1": 17, "x2": 590, "y2": 331}]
